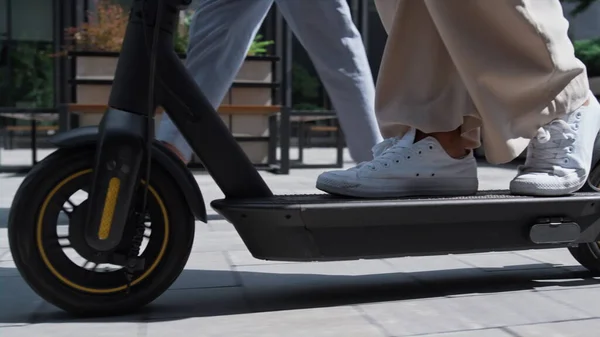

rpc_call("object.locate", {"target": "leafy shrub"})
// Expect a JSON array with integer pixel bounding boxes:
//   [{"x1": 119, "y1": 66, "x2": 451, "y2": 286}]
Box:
[{"x1": 574, "y1": 38, "x2": 600, "y2": 77}]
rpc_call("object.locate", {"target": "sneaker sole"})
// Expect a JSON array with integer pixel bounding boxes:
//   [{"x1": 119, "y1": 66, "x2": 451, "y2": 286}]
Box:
[
  {"x1": 316, "y1": 177, "x2": 479, "y2": 198},
  {"x1": 509, "y1": 178, "x2": 587, "y2": 197}
]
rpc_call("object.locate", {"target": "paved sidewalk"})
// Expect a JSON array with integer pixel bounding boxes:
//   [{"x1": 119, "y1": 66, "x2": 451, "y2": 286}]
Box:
[{"x1": 1, "y1": 149, "x2": 600, "y2": 336}]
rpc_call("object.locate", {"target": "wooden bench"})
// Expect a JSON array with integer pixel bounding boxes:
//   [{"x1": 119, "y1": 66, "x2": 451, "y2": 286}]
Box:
[
  {"x1": 2, "y1": 125, "x2": 59, "y2": 150},
  {"x1": 66, "y1": 104, "x2": 282, "y2": 115},
  {"x1": 308, "y1": 125, "x2": 339, "y2": 133},
  {"x1": 289, "y1": 111, "x2": 343, "y2": 168},
  {"x1": 5, "y1": 125, "x2": 59, "y2": 132},
  {"x1": 65, "y1": 103, "x2": 287, "y2": 171}
]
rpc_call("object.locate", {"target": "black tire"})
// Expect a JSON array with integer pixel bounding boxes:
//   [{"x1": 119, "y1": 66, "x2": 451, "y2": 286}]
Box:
[
  {"x1": 568, "y1": 244, "x2": 600, "y2": 275},
  {"x1": 570, "y1": 157, "x2": 600, "y2": 274},
  {"x1": 8, "y1": 147, "x2": 195, "y2": 316}
]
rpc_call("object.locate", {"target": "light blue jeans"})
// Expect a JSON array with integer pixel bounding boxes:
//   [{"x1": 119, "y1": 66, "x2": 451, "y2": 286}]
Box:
[{"x1": 156, "y1": 0, "x2": 383, "y2": 162}]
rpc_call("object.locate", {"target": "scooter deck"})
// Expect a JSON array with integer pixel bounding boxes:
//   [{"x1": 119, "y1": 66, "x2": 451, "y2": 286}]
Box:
[{"x1": 211, "y1": 191, "x2": 600, "y2": 262}]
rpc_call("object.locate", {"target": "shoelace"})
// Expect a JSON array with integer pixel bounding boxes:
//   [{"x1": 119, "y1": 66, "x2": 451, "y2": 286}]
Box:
[
  {"x1": 349, "y1": 137, "x2": 398, "y2": 170},
  {"x1": 372, "y1": 137, "x2": 402, "y2": 157},
  {"x1": 365, "y1": 136, "x2": 416, "y2": 170},
  {"x1": 520, "y1": 119, "x2": 576, "y2": 173},
  {"x1": 348, "y1": 137, "x2": 407, "y2": 171}
]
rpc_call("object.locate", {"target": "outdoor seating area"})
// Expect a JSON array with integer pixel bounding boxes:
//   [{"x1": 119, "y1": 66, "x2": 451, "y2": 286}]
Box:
[
  {"x1": 1, "y1": 0, "x2": 599, "y2": 174},
  {"x1": 0, "y1": 0, "x2": 358, "y2": 173},
  {"x1": 0, "y1": 106, "x2": 346, "y2": 173}
]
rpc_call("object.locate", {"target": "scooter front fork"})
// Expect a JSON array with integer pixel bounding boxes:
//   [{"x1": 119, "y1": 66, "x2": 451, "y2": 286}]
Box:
[
  {"x1": 84, "y1": 108, "x2": 148, "y2": 254},
  {"x1": 82, "y1": 0, "x2": 190, "y2": 255}
]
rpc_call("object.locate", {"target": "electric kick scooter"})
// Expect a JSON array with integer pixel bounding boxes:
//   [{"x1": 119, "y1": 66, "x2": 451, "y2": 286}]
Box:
[{"x1": 8, "y1": 0, "x2": 600, "y2": 317}]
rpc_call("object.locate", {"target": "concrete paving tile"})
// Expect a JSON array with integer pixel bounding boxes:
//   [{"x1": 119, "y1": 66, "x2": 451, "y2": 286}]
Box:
[
  {"x1": 384, "y1": 255, "x2": 476, "y2": 273},
  {"x1": 455, "y1": 252, "x2": 549, "y2": 271},
  {"x1": 144, "y1": 286, "x2": 249, "y2": 320},
  {"x1": 0, "y1": 322, "x2": 141, "y2": 337},
  {"x1": 0, "y1": 249, "x2": 9, "y2": 260},
  {"x1": 516, "y1": 249, "x2": 581, "y2": 268},
  {"x1": 385, "y1": 255, "x2": 489, "y2": 283},
  {"x1": 146, "y1": 306, "x2": 386, "y2": 337},
  {"x1": 522, "y1": 271, "x2": 600, "y2": 292},
  {"x1": 226, "y1": 249, "x2": 296, "y2": 266},
  {"x1": 193, "y1": 221, "x2": 211, "y2": 233},
  {"x1": 235, "y1": 260, "x2": 425, "y2": 313},
  {"x1": 540, "y1": 287, "x2": 600, "y2": 316},
  {"x1": 358, "y1": 291, "x2": 590, "y2": 336},
  {"x1": 191, "y1": 231, "x2": 247, "y2": 253},
  {"x1": 0, "y1": 260, "x2": 19, "y2": 277},
  {"x1": 385, "y1": 255, "x2": 499, "y2": 297},
  {"x1": 169, "y1": 252, "x2": 238, "y2": 290},
  {"x1": 0, "y1": 323, "x2": 26, "y2": 328},
  {"x1": 433, "y1": 266, "x2": 589, "y2": 298},
  {"x1": 0, "y1": 252, "x2": 11, "y2": 262},
  {"x1": 0, "y1": 274, "x2": 145, "y2": 325},
  {"x1": 507, "y1": 318, "x2": 600, "y2": 337},
  {"x1": 0, "y1": 231, "x2": 9, "y2": 248},
  {"x1": 207, "y1": 219, "x2": 235, "y2": 232},
  {"x1": 416, "y1": 328, "x2": 516, "y2": 337},
  {"x1": 0, "y1": 277, "x2": 47, "y2": 325},
  {"x1": 236, "y1": 259, "x2": 414, "y2": 291},
  {"x1": 385, "y1": 254, "x2": 589, "y2": 298}
]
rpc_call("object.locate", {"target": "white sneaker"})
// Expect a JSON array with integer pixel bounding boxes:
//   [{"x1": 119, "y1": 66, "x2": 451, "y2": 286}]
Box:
[
  {"x1": 510, "y1": 93, "x2": 600, "y2": 196},
  {"x1": 316, "y1": 128, "x2": 479, "y2": 198}
]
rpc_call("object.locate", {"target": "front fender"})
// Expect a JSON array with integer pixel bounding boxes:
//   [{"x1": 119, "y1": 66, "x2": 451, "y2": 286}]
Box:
[{"x1": 49, "y1": 126, "x2": 207, "y2": 222}]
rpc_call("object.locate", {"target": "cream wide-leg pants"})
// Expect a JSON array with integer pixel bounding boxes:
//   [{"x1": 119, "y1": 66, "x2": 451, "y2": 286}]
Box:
[{"x1": 373, "y1": 0, "x2": 591, "y2": 164}]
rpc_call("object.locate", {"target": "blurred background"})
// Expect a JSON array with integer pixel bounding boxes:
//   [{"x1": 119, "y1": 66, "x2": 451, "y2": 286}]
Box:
[{"x1": 0, "y1": 0, "x2": 598, "y2": 173}]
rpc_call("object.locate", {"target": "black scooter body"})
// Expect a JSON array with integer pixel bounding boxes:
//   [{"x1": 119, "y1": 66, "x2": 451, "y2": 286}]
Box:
[
  {"x1": 212, "y1": 191, "x2": 600, "y2": 261},
  {"x1": 69, "y1": 0, "x2": 600, "y2": 263}
]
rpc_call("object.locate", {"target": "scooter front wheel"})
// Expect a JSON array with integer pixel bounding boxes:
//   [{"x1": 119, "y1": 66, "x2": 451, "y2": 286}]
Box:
[{"x1": 8, "y1": 148, "x2": 195, "y2": 317}]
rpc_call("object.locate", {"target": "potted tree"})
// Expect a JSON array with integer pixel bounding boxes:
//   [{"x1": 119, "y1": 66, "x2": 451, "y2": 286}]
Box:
[
  {"x1": 64, "y1": 1, "x2": 276, "y2": 118},
  {"x1": 64, "y1": 0, "x2": 278, "y2": 163}
]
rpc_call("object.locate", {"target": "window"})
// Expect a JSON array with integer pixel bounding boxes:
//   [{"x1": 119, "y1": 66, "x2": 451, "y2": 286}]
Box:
[{"x1": 0, "y1": 0, "x2": 55, "y2": 109}]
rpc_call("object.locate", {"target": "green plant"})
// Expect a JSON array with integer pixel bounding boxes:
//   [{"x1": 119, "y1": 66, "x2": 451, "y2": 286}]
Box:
[
  {"x1": 574, "y1": 38, "x2": 600, "y2": 77},
  {"x1": 0, "y1": 43, "x2": 54, "y2": 108},
  {"x1": 247, "y1": 34, "x2": 274, "y2": 56},
  {"x1": 561, "y1": 0, "x2": 598, "y2": 16},
  {"x1": 291, "y1": 63, "x2": 324, "y2": 110},
  {"x1": 174, "y1": 10, "x2": 194, "y2": 54},
  {"x1": 63, "y1": 1, "x2": 274, "y2": 56},
  {"x1": 292, "y1": 63, "x2": 319, "y2": 99}
]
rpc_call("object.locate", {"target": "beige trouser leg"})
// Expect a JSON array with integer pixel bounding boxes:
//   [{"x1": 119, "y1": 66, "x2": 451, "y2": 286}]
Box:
[{"x1": 373, "y1": 0, "x2": 590, "y2": 164}]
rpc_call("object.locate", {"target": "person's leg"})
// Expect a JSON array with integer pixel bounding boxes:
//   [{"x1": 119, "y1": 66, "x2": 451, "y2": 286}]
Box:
[
  {"x1": 316, "y1": 0, "x2": 479, "y2": 198},
  {"x1": 373, "y1": 0, "x2": 481, "y2": 156},
  {"x1": 156, "y1": 0, "x2": 274, "y2": 162},
  {"x1": 275, "y1": 0, "x2": 383, "y2": 163},
  {"x1": 317, "y1": 0, "x2": 597, "y2": 198},
  {"x1": 420, "y1": 0, "x2": 595, "y2": 196}
]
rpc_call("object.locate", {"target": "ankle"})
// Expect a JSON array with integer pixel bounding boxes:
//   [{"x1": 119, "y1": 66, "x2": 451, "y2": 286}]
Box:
[{"x1": 416, "y1": 128, "x2": 468, "y2": 159}]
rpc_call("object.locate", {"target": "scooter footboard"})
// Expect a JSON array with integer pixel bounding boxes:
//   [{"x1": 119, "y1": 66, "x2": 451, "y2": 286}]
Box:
[{"x1": 212, "y1": 191, "x2": 600, "y2": 262}]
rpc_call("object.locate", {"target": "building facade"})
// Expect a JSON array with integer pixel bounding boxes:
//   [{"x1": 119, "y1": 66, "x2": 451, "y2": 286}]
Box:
[{"x1": 0, "y1": 0, "x2": 598, "y2": 169}]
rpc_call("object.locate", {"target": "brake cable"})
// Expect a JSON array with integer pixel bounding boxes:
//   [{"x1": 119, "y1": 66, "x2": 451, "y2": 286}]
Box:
[{"x1": 123, "y1": 0, "x2": 163, "y2": 292}]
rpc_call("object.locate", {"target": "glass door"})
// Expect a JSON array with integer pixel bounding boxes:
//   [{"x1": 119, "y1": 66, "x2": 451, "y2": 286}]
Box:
[
  {"x1": 0, "y1": 0, "x2": 9, "y2": 107},
  {"x1": 0, "y1": 0, "x2": 58, "y2": 172}
]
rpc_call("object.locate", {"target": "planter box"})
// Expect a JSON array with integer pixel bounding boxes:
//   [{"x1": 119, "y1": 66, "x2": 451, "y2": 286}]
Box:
[{"x1": 68, "y1": 51, "x2": 278, "y2": 164}]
